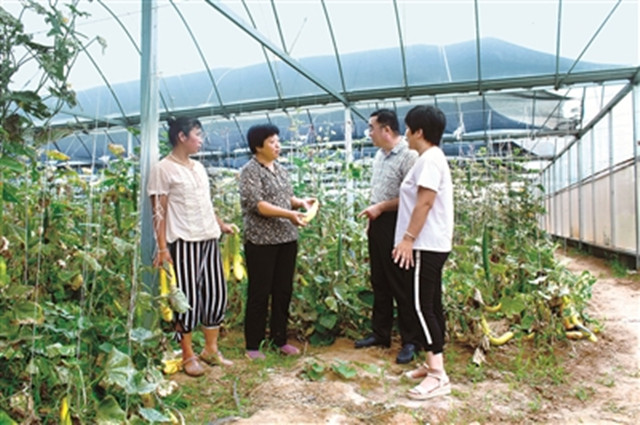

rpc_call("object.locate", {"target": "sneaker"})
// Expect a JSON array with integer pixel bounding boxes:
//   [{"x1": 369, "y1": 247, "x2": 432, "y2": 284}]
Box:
[
  {"x1": 245, "y1": 350, "x2": 265, "y2": 360},
  {"x1": 279, "y1": 344, "x2": 300, "y2": 356}
]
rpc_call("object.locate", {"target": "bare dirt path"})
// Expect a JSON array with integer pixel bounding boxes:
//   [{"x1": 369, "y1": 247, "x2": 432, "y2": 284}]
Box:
[{"x1": 190, "y1": 250, "x2": 640, "y2": 424}]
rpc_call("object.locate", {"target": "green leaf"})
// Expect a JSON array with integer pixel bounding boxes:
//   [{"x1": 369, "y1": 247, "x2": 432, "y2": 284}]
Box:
[
  {"x1": 130, "y1": 327, "x2": 154, "y2": 343},
  {"x1": 520, "y1": 314, "x2": 535, "y2": 330},
  {"x1": 168, "y1": 286, "x2": 190, "y2": 313},
  {"x1": 318, "y1": 313, "x2": 338, "y2": 330},
  {"x1": 331, "y1": 361, "x2": 357, "y2": 380},
  {"x1": 75, "y1": 250, "x2": 102, "y2": 272},
  {"x1": 96, "y1": 396, "x2": 126, "y2": 424},
  {"x1": 102, "y1": 348, "x2": 135, "y2": 390},
  {"x1": 357, "y1": 290, "x2": 374, "y2": 306},
  {"x1": 138, "y1": 408, "x2": 171, "y2": 422},
  {"x1": 500, "y1": 296, "x2": 526, "y2": 316},
  {"x1": 324, "y1": 296, "x2": 338, "y2": 312},
  {"x1": 45, "y1": 343, "x2": 76, "y2": 357},
  {"x1": 112, "y1": 236, "x2": 135, "y2": 253},
  {"x1": 303, "y1": 362, "x2": 325, "y2": 381},
  {"x1": 12, "y1": 301, "x2": 44, "y2": 325},
  {"x1": 0, "y1": 409, "x2": 18, "y2": 424},
  {"x1": 126, "y1": 372, "x2": 159, "y2": 395},
  {"x1": 0, "y1": 156, "x2": 25, "y2": 173}
]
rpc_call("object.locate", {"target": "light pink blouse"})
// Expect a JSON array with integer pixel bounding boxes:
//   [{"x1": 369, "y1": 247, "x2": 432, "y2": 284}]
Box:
[{"x1": 148, "y1": 157, "x2": 221, "y2": 243}]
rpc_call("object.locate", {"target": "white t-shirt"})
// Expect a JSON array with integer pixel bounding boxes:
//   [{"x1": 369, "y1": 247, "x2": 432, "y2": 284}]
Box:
[
  {"x1": 395, "y1": 146, "x2": 453, "y2": 252},
  {"x1": 148, "y1": 157, "x2": 221, "y2": 243}
]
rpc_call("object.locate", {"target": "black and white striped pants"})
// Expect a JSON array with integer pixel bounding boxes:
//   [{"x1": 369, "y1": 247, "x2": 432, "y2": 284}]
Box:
[{"x1": 168, "y1": 238, "x2": 227, "y2": 341}]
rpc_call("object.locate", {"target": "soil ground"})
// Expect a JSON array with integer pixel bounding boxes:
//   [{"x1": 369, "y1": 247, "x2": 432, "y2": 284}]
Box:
[{"x1": 174, "y1": 249, "x2": 640, "y2": 424}]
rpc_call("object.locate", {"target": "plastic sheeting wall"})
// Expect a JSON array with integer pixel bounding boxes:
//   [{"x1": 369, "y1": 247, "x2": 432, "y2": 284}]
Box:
[{"x1": 540, "y1": 85, "x2": 639, "y2": 265}]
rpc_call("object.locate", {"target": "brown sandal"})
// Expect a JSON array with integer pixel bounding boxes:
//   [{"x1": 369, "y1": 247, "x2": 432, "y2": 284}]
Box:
[
  {"x1": 200, "y1": 350, "x2": 233, "y2": 367},
  {"x1": 183, "y1": 356, "x2": 205, "y2": 377}
]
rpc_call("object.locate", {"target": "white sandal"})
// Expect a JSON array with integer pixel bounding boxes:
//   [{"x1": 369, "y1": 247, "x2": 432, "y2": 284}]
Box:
[{"x1": 407, "y1": 371, "x2": 451, "y2": 400}]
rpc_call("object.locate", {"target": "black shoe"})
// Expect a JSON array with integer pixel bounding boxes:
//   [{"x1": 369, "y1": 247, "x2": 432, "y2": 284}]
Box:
[
  {"x1": 354, "y1": 335, "x2": 390, "y2": 349},
  {"x1": 396, "y1": 343, "x2": 418, "y2": 364}
]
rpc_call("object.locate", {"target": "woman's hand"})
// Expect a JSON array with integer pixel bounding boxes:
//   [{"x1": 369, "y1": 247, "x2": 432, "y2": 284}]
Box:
[
  {"x1": 220, "y1": 222, "x2": 239, "y2": 234},
  {"x1": 358, "y1": 204, "x2": 382, "y2": 221},
  {"x1": 289, "y1": 210, "x2": 309, "y2": 227},
  {"x1": 154, "y1": 249, "x2": 173, "y2": 267},
  {"x1": 300, "y1": 197, "x2": 317, "y2": 211},
  {"x1": 392, "y1": 239, "x2": 414, "y2": 269}
]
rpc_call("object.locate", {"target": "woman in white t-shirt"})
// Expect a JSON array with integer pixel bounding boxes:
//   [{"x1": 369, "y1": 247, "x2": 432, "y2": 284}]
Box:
[
  {"x1": 392, "y1": 105, "x2": 454, "y2": 400},
  {"x1": 148, "y1": 117, "x2": 236, "y2": 377}
]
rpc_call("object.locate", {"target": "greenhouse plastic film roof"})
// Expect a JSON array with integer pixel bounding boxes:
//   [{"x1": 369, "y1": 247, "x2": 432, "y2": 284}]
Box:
[{"x1": 4, "y1": 0, "x2": 640, "y2": 166}]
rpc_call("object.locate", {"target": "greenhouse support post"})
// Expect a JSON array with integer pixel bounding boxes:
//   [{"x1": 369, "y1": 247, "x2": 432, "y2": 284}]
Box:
[
  {"x1": 345, "y1": 107, "x2": 353, "y2": 207},
  {"x1": 634, "y1": 83, "x2": 640, "y2": 269},
  {"x1": 139, "y1": 0, "x2": 160, "y2": 293},
  {"x1": 608, "y1": 112, "x2": 615, "y2": 249}
]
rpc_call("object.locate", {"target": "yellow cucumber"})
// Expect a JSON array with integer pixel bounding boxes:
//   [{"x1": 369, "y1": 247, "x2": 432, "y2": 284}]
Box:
[
  {"x1": 222, "y1": 244, "x2": 231, "y2": 280},
  {"x1": 489, "y1": 331, "x2": 514, "y2": 346},
  {"x1": 60, "y1": 396, "x2": 71, "y2": 425},
  {"x1": 480, "y1": 314, "x2": 514, "y2": 346},
  {"x1": 159, "y1": 267, "x2": 174, "y2": 322},
  {"x1": 162, "y1": 358, "x2": 182, "y2": 375},
  {"x1": 480, "y1": 315, "x2": 491, "y2": 335},
  {"x1": 0, "y1": 257, "x2": 7, "y2": 287},
  {"x1": 230, "y1": 232, "x2": 246, "y2": 281},
  {"x1": 483, "y1": 302, "x2": 501, "y2": 313},
  {"x1": 565, "y1": 330, "x2": 585, "y2": 340},
  {"x1": 303, "y1": 201, "x2": 319, "y2": 223}
]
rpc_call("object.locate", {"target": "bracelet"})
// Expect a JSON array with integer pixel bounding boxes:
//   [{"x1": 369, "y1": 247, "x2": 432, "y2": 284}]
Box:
[
  {"x1": 403, "y1": 231, "x2": 416, "y2": 241},
  {"x1": 158, "y1": 248, "x2": 168, "y2": 253}
]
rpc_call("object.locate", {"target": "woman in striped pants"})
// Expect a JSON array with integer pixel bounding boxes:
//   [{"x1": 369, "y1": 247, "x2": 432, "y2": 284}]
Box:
[{"x1": 149, "y1": 116, "x2": 236, "y2": 377}]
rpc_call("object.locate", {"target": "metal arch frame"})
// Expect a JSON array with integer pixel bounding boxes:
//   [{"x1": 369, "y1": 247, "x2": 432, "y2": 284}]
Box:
[
  {"x1": 270, "y1": 0, "x2": 288, "y2": 54},
  {"x1": 535, "y1": 0, "x2": 624, "y2": 141},
  {"x1": 47, "y1": 0, "x2": 638, "y2": 158},
  {"x1": 53, "y1": 66, "x2": 640, "y2": 134},
  {"x1": 554, "y1": 0, "x2": 564, "y2": 89},
  {"x1": 97, "y1": 0, "x2": 170, "y2": 114},
  {"x1": 543, "y1": 67, "x2": 640, "y2": 168},
  {"x1": 204, "y1": 0, "x2": 366, "y2": 121},
  {"x1": 76, "y1": 37, "x2": 130, "y2": 128},
  {"x1": 555, "y1": 0, "x2": 623, "y2": 89},
  {"x1": 320, "y1": 0, "x2": 347, "y2": 95},
  {"x1": 241, "y1": 0, "x2": 286, "y2": 108},
  {"x1": 473, "y1": 0, "x2": 483, "y2": 94},
  {"x1": 392, "y1": 0, "x2": 409, "y2": 100},
  {"x1": 168, "y1": 0, "x2": 229, "y2": 118}
]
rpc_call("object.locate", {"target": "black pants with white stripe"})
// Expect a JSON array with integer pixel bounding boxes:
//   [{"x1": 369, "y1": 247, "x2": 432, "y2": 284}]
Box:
[
  {"x1": 243, "y1": 240, "x2": 298, "y2": 350},
  {"x1": 413, "y1": 250, "x2": 450, "y2": 354},
  {"x1": 368, "y1": 211, "x2": 422, "y2": 347},
  {"x1": 169, "y1": 238, "x2": 227, "y2": 341}
]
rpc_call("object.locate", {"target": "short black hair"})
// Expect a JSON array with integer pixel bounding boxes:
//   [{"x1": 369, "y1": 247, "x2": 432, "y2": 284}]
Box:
[
  {"x1": 404, "y1": 105, "x2": 446, "y2": 146},
  {"x1": 370, "y1": 108, "x2": 400, "y2": 135},
  {"x1": 247, "y1": 123, "x2": 280, "y2": 154},
  {"x1": 167, "y1": 116, "x2": 202, "y2": 147}
]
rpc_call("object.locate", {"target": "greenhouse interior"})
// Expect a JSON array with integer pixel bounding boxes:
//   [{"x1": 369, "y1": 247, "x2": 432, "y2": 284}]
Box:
[{"x1": 1, "y1": 0, "x2": 639, "y2": 423}]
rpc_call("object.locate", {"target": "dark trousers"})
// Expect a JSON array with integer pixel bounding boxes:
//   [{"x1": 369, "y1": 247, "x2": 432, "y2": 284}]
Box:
[
  {"x1": 368, "y1": 211, "x2": 422, "y2": 346},
  {"x1": 244, "y1": 240, "x2": 298, "y2": 350},
  {"x1": 413, "y1": 250, "x2": 449, "y2": 354}
]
